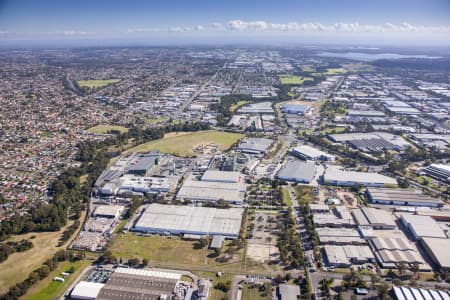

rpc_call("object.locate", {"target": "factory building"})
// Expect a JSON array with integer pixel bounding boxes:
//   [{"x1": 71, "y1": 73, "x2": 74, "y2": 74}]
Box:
[
  {"x1": 70, "y1": 281, "x2": 105, "y2": 300},
  {"x1": 281, "y1": 104, "x2": 309, "y2": 114},
  {"x1": 420, "y1": 238, "x2": 450, "y2": 271},
  {"x1": 133, "y1": 204, "x2": 244, "y2": 237},
  {"x1": 365, "y1": 188, "x2": 443, "y2": 208},
  {"x1": 201, "y1": 170, "x2": 243, "y2": 183},
  {"x1": 369, "y1": 237, "x2": 425, "y2": 269},
  {"x1": 323, "y1": 166, "x2": 397, "y2": 187},
  {"x1": 125, "y1": 151, "x2": 160, "y2": 176},
  {"x1": 393, "y1": 286, "x2": 450, "y2": 300},
  {"x1": 276, "y1": 160, "x2": 317, "y2": 184},
  {"x1": 236, "y1": 137, "x2": 273, "y2": 154},
  {"x1": 399, "y1": 214, "x2": 447, "y2": 241},
  {"x1": 352, "y1": 207, "x2": 396, "y2": 229},
  {"x1": 323, "y1": 245, "x2": 375, "y2": 267},
  {"x1": 420, "y1": 164, "x2": 450, "y2": 184},
  {"x1": 291, "y1": 145, "x2": 335, "y2": 162}
]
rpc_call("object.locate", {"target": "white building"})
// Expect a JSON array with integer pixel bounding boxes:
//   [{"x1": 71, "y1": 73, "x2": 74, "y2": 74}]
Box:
[{"x1": 291, "y1": 145, "x2": 335, "y2": 162}]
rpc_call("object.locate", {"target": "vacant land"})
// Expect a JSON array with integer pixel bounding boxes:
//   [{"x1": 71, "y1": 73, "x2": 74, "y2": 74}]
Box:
[
  {"x1": 125, "y1": 130, "x2": 244, "y2": 157},
  {"x1": 77, "y1": 79, "x2": 121, "y2": 89},
  {"x1": 24, "y1": 259, "x2": 92, "y2": 300},
  {"x1": 278, "y1": 75, "x2": 313, "y2": 85},
  {"x1": 87, "y1": 124, "x2": 129, "y2": 134},
  {"x1": 0, "y1": 212, "x2": 85, "y2": 295}
]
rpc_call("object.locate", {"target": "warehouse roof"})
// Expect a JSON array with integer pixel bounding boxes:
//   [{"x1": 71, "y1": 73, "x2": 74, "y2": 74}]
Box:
[
  {"x1": 352, "y1": 207, "x2": 396, "y2": 228},
  {"x1": 276, "y1": 160, "x2": 317, "y2": 183},
  {"x1": 115, "y1": 267, "x2": 181, "y2": 280},
  {"x1": 71, "y1": 281, "x2": 105, "y2": 299},
  {"x1": 399, "y1": 214, "x2": 447, "y2": 239},
  {"x1": 177, "y1": 176, "x2": 246, "y2": 203},
  {"x1": 201, "y1": 170, "x2": 242, "y2": 183},
  {"x1": 236, "y1": 137, "x2": 273, "y2": 153},
  {"x1": 134, "y1": 204, "x2": 244, "y2": 236},
  {"x1": 367, "y1": 188, "x2": 443, "y2": 206},
  {"x1": 421, "y1": 238, "x2": 450, "y2": 270},
  {"x1": 93, "y1": 205, "x2": 123, "y2": 218},
  {"x1": 292, "y1": 145, "x2": 333, "y2": 160},
  {"x1": 324, "y1": 167, "x2": 397, "y2": 186}
]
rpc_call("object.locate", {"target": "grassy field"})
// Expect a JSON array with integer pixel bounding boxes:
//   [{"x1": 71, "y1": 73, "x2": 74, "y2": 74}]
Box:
[
  {"x1": 24, "y1": 259, "x2": 92, "y2": 300},
  {"x1": 242, "y1": 282, "x2": 272, "y2": 300},
  {"x1": 86, "y1": 124, "x2": 129, "y2": 134},
  {"x1": 110, "y1": 234, "x2": 271, "y2": 274},
  {"x1": 324, "y1": 68, "x2": 347, "y2": 75},
  {"x1": 77, "y1": 79, "x2": 121, "y2": 89},
  {"x1": 0, "y1": 213, "x2": 85, "y2": 295},
  {"x1": 278, "y1": 74, "x2": 314, "y2": 85},
  {"x1": 230, "y1": 101, "x2": 250, "y2": 112},
  {"x1": 125, "y1": 130, "x2": 244, "y2": 157},
  {"x1": 281, "y1": 187, "x2": 292, "y2": 207}
]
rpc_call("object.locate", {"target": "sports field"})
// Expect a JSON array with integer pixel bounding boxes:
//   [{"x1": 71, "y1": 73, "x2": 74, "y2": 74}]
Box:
[
  {"x1": 77, "y1": 79, "x2": 121, "y2": 89},
  {"x1": 87, "y1": 124, "x2": 129, "y2": 134},
  {"x1": 125, "y1": 130, "x2": 244, "y2": 157},
  {"x1": 278, "y1": 74, "x2": 313, "y2": 85},
  {"x1": 324, "y1": 68, "x2": 347, "y2": 75}
]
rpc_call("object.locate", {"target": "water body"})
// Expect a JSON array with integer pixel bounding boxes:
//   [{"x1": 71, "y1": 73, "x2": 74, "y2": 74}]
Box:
[{"x1": 317, "y1": 51, "x2": 441, "y2": 61}]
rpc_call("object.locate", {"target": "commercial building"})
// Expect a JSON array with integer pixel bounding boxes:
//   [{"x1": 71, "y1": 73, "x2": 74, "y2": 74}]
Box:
[
  {"x1": 237, "y1": 102, "x2": 274, "y2": 114},
  {"x1": 323, "y1": 245, "x2": 375, "y2": 267},
  {"x1": 276, "y1": 160, "x2": 317, "y2": 184},
  {"x1": 313, "y1": 206, "x2": 356, "y2": 228},
  {"x1": 291, "y1": 145, "x2": 335, "y2": 162},
  {"x1": 92, "y1": 205, "x2": 124, "y2": 219},
  {"x1": 281, "y1": 104, "x2": 309, "y2": 114},
  {"x1": 399, "y1": 214, "x2": 447, "y2": 241},
  {"x1": 393, "y1": 286, "x2": 450, "y2": 300},
  {"x1": 133, "y1": 204, "x2": 244, "y2": 237},
  {"x1": 366, "y1": 188, "x2": 443, "y2": 208},
  {"x1": 421, "y1": 164, "x2": 450, "y2": 184},
  {"x1": 420, "y1": 237, "x2": 450, "y2": 271},
  {"x1": 323, "y1": 166, "x2": 397, "y2": 187},
  {"x1": 316, "y1": 228, "x2": 366, "y2": 245},
  {"x1": 201, "y1": 170, "x2": 243, "y2": 183},
  {"x1": 236, "y1": 137, "x2": 273, "y2": 154},
  {"x1": 352, "y1": 207, "x2": 396, "y2": 229}
]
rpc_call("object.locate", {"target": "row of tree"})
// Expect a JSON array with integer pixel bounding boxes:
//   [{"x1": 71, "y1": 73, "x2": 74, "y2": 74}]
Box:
[{"x1": 0, "y1": 239, "x2": 33, "y2": 263}]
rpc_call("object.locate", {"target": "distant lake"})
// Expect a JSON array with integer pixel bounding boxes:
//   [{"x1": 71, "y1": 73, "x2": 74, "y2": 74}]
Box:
[{"x1": 317, "y1": 51, "x2": 441, "y2": 61}]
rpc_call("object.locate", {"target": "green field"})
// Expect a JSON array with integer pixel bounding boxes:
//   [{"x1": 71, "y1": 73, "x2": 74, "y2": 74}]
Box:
[
  {"x1": 278, "y1": 74, "x2": 314, "y2": 85},
  {"x1": 77, "y1": 79, "x2": 121, "y2": 89},
  {"x1": 281, "y1": 188, "x2": 292, "y2": 207},
  {"x1": 24, "y1": 259, "x2": 92, "y2": 300},
  {"x1": 324, "y1": 68, "x2": 347, "y2": 75},
  {"x1": 125, "y1": 130, "x2": 244, "y2": 157},
  {"x1": 86, "y1": 125, "x2": 129, "y2": 134}
]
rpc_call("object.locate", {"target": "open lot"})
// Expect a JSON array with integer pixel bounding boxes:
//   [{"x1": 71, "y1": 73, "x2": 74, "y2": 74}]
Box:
[
  {"x1": 278, "y1": 74, "x2": 314, "y2": 85},
  {"x1": 24, "y1": 259, "x2": 92, "y2": 300},
  {"x1": 86, "y1": 124, "x2": 129, "y2": 134},
  {"x1": 125, "y1": 130, "x2": 244, "y2": 157},
  {"x1": 0, "y1": 213, "x2": 84, "y2": 295},
  {"x1": 77, "y1": 79, "x2": 121, "y2": 89},
  {"x1": 247, "y1": 212, "x2": 280, "y2": 264}
]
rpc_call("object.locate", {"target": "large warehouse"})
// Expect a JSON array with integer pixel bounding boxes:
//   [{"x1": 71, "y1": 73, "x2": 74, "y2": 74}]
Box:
[
  {"x1": 236, "y1": 137, "x2": 273, "y2": 154},
  {"x1": 369, "y1": 237, "x2": 425, "y2": 269},
  {"x1": 365, "y1": 188, "x2": 443, "y2": 208},
  {"x1": 352, "y1": 207, "x2": 396, "y2": 229},
  {"x1": 133, "y1": 204, "x2": 244, "y2": 237},
  {"x1": 323, "y1": 245, "x2": 375, "y2": 267},
  {"x1": 420, "y1": 237, "x2": 450, "y2": 271},
  {"x1": 399, "y1": 214, "x2": 447, "y2": 241},
  {"x1": 276, "y1": 160, "x2": 317, "y2": 184},
  {"x1": 176, "y1": 172, "x2": 246, "y2": 204},
  {"x1": 323, "y1": 166, "x2": 397, "y2": 187},
  {"x1": 291, "y1": 145, "x2": 335, "y2": 162}
]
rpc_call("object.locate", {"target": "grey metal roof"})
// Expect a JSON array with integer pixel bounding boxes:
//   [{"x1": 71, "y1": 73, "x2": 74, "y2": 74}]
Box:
[{"x1": 277, "y1": 160, "x2": 316, "y2": 182}]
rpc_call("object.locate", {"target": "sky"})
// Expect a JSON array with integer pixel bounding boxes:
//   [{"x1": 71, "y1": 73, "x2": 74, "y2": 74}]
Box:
[{"x1": 0, "y1": 0, "x2": 449, "y2": 46}]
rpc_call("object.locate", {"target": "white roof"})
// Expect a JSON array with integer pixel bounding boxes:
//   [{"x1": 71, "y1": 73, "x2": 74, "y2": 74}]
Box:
[
  {"x1": 201, "y1": 170, "x2": 242, "y2": 183},
  {"x1": 422, "y1": 238, "x2": 450, "y2": 269},
  {"x1": 177, "y1": 177, "x2": 246, "y2": 203},
  {"x1": 115, "y1": 267, "x2": 181, "y2": 280},
  {"x1": 400, "y1": 214, "x2": 447, "y2": 239},
  {"x1": 292, "y1": 145, "x2": 333, "y2": 159},
  {"x1": 324, "y1": 166, "x2": 397, "y2": 185},
  {"x1": 134, "y1": 204, "x2": 244, "y2": 236},
  {"x1": 71, "y1": 281, "x2": 105, "y2": 299}
]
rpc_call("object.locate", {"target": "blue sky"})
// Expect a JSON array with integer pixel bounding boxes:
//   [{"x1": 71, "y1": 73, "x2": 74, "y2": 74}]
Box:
[{"x1": 0, "y1": 0, "x2": 449, "y2": 46}]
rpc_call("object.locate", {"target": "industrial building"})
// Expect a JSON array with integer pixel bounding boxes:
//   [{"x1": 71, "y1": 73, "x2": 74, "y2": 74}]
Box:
[
  {"x1": 352, "y1": 207, "x2": 396, "y2": 229},
  {"x1": 97, "y1": 268, "x2": 182, "y2": 300},
  {"x1": 201, "y1": 170, "x2": 243, "y2": 183},
  {"x1": 236, "y1": 137, "x2": 273, "y2": 154},
  {"x1": 71, "y1": 281, "x2": 105, "y2": 300},
  {"x1": 133, "y1": 204, "x2": 244, "y2": 237},
  {"x1": 399, "y1": 214, "x2": 447, "y2": 241},
  {"x1": 281, "y1": 104, "x2": 309, "y2": 114},
  {"x1": 176, "y1": 173, "x2": 246, "y2": 204},
  {"x1": 125, "y1": 151, "x2": 160, "y2": 176},
  {"x1": 276, "y1": 160, "x2": 317, "y2": 184},
  {"x1": 237, "y1": 101, "x2": 274, "y2": 114},
  {"x1": 365, "y1": 188, "x2": 443, "y2": 207},
  {"x1": 312, "y1": 206, "x2": 356, "y2": 228},
  {"x1": 323, "y1": 166, "x2": 397, "y2": 187},
  {"x1": 323, "y1": 245, "x2": 375, "y2": 267},
  {"x1": 420, "y1": 237, "x2": 450, "y2": 271},
  {"x1": 327, "y1": 132, "x2": 410, "y2": 152},
  {"x1": 291, "y1": 145, "x2": 335, "y2": 162},
  {"x1": 316, "y1": 228, "x2": 366, "y2": 245},
  {"x1": 420, "y1": 164, "x2": 450, "y2": 183},
  {"x1": 393, "y1": 286, "x2": 450, "y2": 300},
  {"x1": 369, "y1": 237, "x2": 425, "y2": 268},
  {"x1": 92, "y1": 205, "x2": 124, "y2": 219}
]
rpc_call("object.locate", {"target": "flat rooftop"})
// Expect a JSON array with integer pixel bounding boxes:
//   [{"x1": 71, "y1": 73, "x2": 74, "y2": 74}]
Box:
[
  {"x1": 367, "y1": 188, "x2": 443, "y2": 205},
  {"x1": 134, "y1": 204, "x2": 244, "y2": 237}
]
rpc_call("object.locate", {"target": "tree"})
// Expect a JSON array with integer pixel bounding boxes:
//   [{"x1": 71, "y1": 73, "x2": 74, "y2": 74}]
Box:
[
  {"x1": 411, "y1": 262, "x2": 420, "y2": 279},
  {"x1": 142, "y1": 258, "x2": 149, "y2": 266},
  {"x1": 397, "y1": 261, "x2": 407, "y2": 276},
  {"x1": 376, "y1": 283, "x2": 390, "y2": 300}
]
